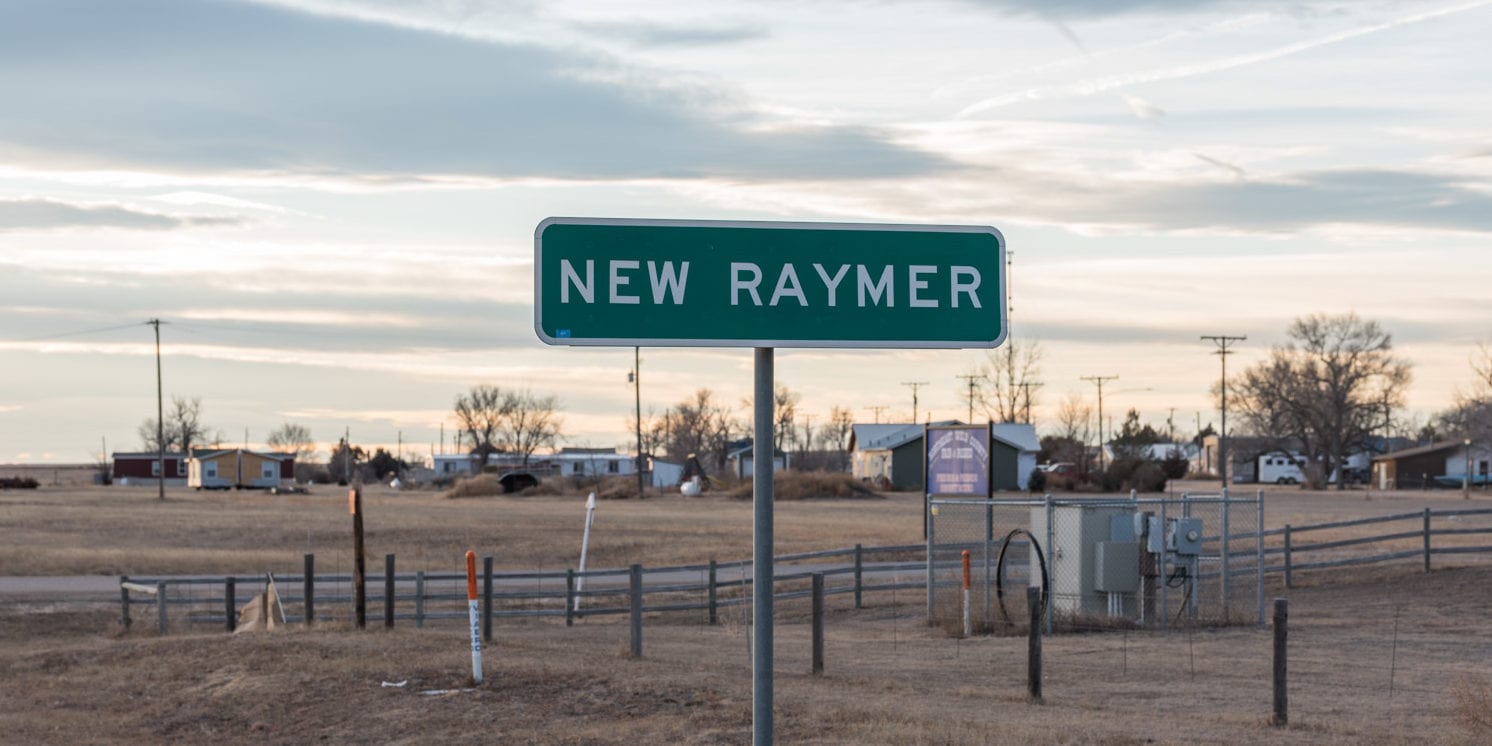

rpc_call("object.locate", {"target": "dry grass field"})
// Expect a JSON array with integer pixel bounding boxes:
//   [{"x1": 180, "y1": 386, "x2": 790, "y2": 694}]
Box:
[{"x1": 4, "y1": 478, "x2": 1492, "y2": 744}]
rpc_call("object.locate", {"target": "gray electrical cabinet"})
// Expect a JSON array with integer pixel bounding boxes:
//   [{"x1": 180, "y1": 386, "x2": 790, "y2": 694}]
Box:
[{"x1": 1030, "y1": 504, "x2": 1137, "y2": 616}]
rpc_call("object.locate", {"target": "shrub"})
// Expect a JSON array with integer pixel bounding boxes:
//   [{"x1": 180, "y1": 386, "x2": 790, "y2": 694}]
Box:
[
  {"x1": 0, "y1": 476, "x2": 39, "y2": 489},
  {"x1": 1104, "y1": 457, "x2": 1168, "y2": 493},
  {"x1": 442, "y1": 474, "x2": 504, "y2": 499},
  {"x1": 726, "y1": 471, "x2": 882, "y2": 500},
  {"x1": 1027, "y1": 467, "x2": 1047, "y2": 493}
]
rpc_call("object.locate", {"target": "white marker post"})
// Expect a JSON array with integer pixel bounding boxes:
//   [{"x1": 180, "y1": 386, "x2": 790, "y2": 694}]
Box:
[
  {"x1": 465, "y1": 550, "x2": 483, "y2": 684},
  {"x1": 574, "y1": 492, "x2": 597, "y2": 613}
]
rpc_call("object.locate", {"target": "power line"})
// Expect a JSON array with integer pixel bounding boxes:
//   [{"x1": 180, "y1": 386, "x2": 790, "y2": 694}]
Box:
[
  {"x1": 901, "y1": 381, "x2": 929, "y2": 423},
  {"x1": 954, "y1": 374, "x2": 985, "y2": 423},
  {"x1": 148, "y1": 319, "x2": 165, "y2": 501},
  {"x1": 1202, "y1": 335, "x2": 1246, "y2": 489},
  {"x1": 1017, "y1": 381, "x2": 1043, "y2": 425},
  {"x1": 1081, "y1": 375, "x2": 1119, "y2": 473},
  {"x1": 5, "y1": 321, "x2": 153, "y2": 344}
]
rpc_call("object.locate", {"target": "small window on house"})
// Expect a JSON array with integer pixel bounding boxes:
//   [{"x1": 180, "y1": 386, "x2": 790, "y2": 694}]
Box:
[
  {"x1": 151, "y1": 460, "x2": 161, "y2": 476},
  {"x1": 573, "y1": 463, "x2": 583, "y2": 474},
  {"x1": 263, "y1": 463, "x2": 277, "y2": 480},
  {"x1": 608, "y1": 461, "x2": 619, "y2": 473},
  {"x1": 177, "y1": 461, "x2": 187, "y2": 477},
  {"x1": 205, "y1": 462, "x2": 218, "y2": 479}
]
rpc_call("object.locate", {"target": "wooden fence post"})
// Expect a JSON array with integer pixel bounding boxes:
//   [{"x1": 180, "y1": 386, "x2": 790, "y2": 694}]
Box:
[
  {"x1": 1283, "y1": 525, "x2": 1293, "y2": 589},
  {"x1": 629, "y1": 564, "x2": 643, "y2": 658},
  {"x1": 1272, "y1": 597, "x2": 1288, "y2": 727},
  {"x1": 1026, "y1": 586, "x2": 1042, "y2": 702},
  {"x1": 1422, "y1": 508, "x2": 1432, "y2": 573},
  {"x1": 225, "y1": 576, "x2": 236, "y2": 633},
  {"x1": 120, "y1": 575, "x2": 131, "y2": 630},
  {"x1": 415, "y1": 571, "x2": 425, "y2": 629},
  {"x1": 303, "y1": 553, "x2": 315, "y2": 627},
  {"x1": 811, "y1": 573, "x2": 825, "y2": 675},
  {"x1": 351, "y1": 487, "x2": 366, "y2": 630},
  {"x1": 707, "y1": 560, "x2": 718, "y2": 626},
  {"x1": 384, "y1": 554, "x2": 395, "y2": 628},
  {"x1": 854, "y1": 544, "x2": 864, "y2": 610},
  {"x1": 565, "y1": 569, "x2": 575, "y2": 627},
  {"x1": 482, "y1": 555, "x2": 494, "y2": 643}
]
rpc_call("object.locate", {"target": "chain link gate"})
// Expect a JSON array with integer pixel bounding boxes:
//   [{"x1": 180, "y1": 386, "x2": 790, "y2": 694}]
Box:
[{"x1": 927, "y1": 491, "x2": 1264, "y2": 634}]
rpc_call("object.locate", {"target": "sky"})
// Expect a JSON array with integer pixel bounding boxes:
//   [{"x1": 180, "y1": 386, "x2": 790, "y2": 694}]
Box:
[{"x1": 2, "y1": 0, "x2": 1490, "y2": 463}]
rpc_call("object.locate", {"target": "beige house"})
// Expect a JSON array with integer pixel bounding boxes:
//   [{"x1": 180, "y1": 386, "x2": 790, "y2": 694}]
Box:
[{"x1": 188, "y1": 448, "x2": 293, "y2": 490}]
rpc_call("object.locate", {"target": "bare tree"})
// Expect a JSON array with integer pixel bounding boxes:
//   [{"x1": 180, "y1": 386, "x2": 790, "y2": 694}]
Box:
[
  {"x1": 662, "y1": 389, "x2": 733, "y2": 470},
  {"x1": 454, "y1": 384, "x2": 512, "y2": 467},
  {"x1": 500, "y1": 390, "x2": 564, "y2": 467},
  {"x1": 625, "y1": 406, "x2": 667, "y2": 457},
  {"x1": 977, "y1": 338, "x2": 1043, "y2": 423},
  {"x1": 773, "y1": 384, "x2": 800, "y2": 453},
  {"x1": 1053, "y1": 391, "x2": 1092, "y2": 444},
  {"x1": 137, "y1": 396, "x2": 212, "y2": 453},
  {"x1": 826, "y1": 405, "x2": 854, "y2": 471},
  {"x1": 1438, "y1": 343, "x2": 1492, "y2": 444},
  {"x1": 1231, "y1": 313, "x2": 1412, "y2": 489},
  {"x1": 267, "y1": 422, "x2": 315, "y2": 460}
]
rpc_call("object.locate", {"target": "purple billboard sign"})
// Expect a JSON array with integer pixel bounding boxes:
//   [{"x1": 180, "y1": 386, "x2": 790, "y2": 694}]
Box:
[{"x1": 925, "y1": 426, "x2": 990, "y2": 496}]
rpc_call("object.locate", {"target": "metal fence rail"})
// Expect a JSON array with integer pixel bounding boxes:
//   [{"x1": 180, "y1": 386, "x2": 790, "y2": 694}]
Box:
[
  {"x1": 120, "y1": 542, "x2": 926, "y2": 635},
  {"x1": 119, "y1": 505, "x2": 1492, "y2": 636}
]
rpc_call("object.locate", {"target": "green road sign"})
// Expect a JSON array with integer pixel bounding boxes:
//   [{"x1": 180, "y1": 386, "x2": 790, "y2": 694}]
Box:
[{"x1": 534, "y1": 217, "x2": 1006, "y2": 348}]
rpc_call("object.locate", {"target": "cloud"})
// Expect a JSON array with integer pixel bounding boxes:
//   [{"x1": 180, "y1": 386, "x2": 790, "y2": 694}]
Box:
[
  {"x1": 1054, "y1": 169, "x2": 1492, "y2": 233},
  {"x1": 571, "y1": 18, "x2": 770, "y2": 48},
  {"x1": 958, "y1": 0, "x2": 1492, "y2": 117},
  {"x1": 0, "y1": 0, "x2": 946, "y2": 182},
  {"x1": 0, "y1": 198, "x2": 242, "y2": 232},
  {"x1": 956, "y1": 0, "x2": 1240, "y2": 19}
]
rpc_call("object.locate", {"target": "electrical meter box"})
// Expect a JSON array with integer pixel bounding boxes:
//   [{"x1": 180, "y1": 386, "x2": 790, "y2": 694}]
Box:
[
  {"x1": 1094, "y1": 542, "x2": 1140, "y2": 593},
  {"x1": 1030, "y1": 504, "x2": 1137, "y2": 615},
  {"x1": 1168, "y1": 517, "x2": 1203, "y2": 555}
]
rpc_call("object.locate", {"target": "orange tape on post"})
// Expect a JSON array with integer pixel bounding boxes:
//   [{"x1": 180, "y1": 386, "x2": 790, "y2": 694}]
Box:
[
  {"x1": 961, "y1": 550, "x2": 971, "y2": 591},
  {"x1": 465, "y1": 552, "x2": 477, "y2": 602}
]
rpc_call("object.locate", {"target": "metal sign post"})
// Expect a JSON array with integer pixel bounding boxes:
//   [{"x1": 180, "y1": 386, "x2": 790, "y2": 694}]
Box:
[
  {"x1": 752, "y1": 347, "x2": 774, "y2": 745},
  {"x1": 534, "y1": 217, "x2": 1006, "y2": 745}
]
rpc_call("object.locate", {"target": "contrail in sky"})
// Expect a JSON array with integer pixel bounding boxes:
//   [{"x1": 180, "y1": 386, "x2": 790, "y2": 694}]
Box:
[{"x1": 958, "y1": 0, "x2": 1492, "y2": 118}]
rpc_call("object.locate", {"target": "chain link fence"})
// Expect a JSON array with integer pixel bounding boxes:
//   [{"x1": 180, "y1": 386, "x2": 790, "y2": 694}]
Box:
[{"x1": 927, "y1": 491, "x2": 1264, "y2": 635}]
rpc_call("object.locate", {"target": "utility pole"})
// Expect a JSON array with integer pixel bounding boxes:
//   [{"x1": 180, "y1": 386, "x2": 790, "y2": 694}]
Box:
[
  {"x1": 148, "y1": 318, "x2": 165, "y2": 501},
  {"x1": 1202, "y1": 335, "x2": 1246, "y2": 489},
  {"x1": 397, "y1": 430, "x2": 402, "y2": 461},
  {"x1": 865, "y1": 406, "x2": 888, "y2": 424},
  {"x1": 634, "y1": 347, "x2": 644, "y2": 499},
  {"x1": 955, "y1": 374, "x2": 984, "y2": 423},
  {"x1": 902, "y1": 381, "x2": 929, "y2": 423},
  {"x1": 1080, "y1": 375, "x2": 1119, "y2": 474},
  {"x1": 1018, "y1": 381, "x2": 1043, "y2": 425}
]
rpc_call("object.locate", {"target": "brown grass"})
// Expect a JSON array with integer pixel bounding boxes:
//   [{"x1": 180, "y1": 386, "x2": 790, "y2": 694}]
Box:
[
  {"x1": 6, "y1": 565, "x2": 1492, "y2": 744},
  {"x1": 1453, "y1": 676, "x2": 1492, "y2": 734},
  {"x1": 6, "y1": 479, "x2": 1492, "y2": 743},
  {"x1": 725, "y1": 470, "x2": 883, "y2": 501},
  {"x1": 0, "y1": 483, "x2": 922, "y2": 576}
]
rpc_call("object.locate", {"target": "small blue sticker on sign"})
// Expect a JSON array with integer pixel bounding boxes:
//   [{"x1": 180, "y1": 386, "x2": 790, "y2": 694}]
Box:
[{"x1": 557, "y1": 329, "x2": 571, "y2": 338}]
